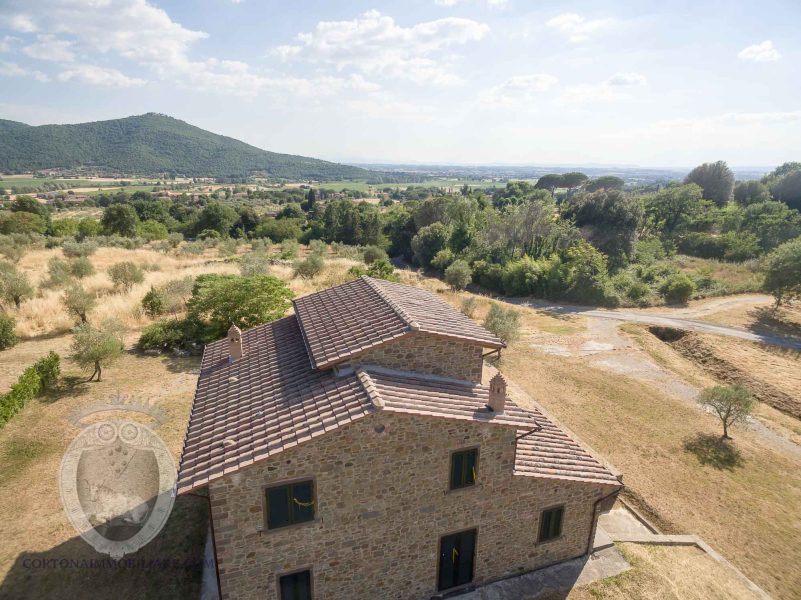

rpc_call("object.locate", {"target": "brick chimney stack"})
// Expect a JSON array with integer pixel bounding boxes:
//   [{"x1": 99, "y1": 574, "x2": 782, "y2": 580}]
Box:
[
  {"x1": 488, "y1": 373, "x2": 506, "y2": 413},
  {"x1": 228, "y1": 324, "x2": 243, "y2": 362}
]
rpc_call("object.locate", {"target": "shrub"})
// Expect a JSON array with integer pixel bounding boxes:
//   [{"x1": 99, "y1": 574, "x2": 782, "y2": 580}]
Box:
[
  {"x1": 63, "y1": 285, "x2": 96, "y2": 323},
  {"x1": 197, "y1": 229, "x2": 221, "y2": 241},
  {"x1": 179, "y1": 241, "x2": 205, "y2": 256},
  {"x1": 659, "y1": 272, "x2": 696, "y2": 304},
  {"x1": 107, "y1": 261, "x2": 144, "y2": 292},
  {"x1": 167, "y1": 232, "x2": 184, "y2": 248},
  {"x1": 483, "y1": 303, "x2": 521, "y2": 343},
  {"x1": 0, "y1": 352, "x2": 59, "y2": 428},
  {"x1": 431, "y1": 249, "x2": 456, "y2": 271},
  {"x1": 280, "y1": 239, "x2": 300, "y2": 260},
  {"x1": 444, "y1": 260, "x2": 472, "y2": 291},
  {"x1": 138, "y1": 219, "x2": 169, "y2": 241},
  {"x1": 218, "y1": 238, "x2": 239, "y2": 258},
  {"x1": 0, "y1": 312, "x2": 17, "y2": 350},
  {"x1": 33, "y1": 351, "x2": 60, "y2": 391},
  {"x1": 141, "y1": 286, "x2": 167, "y2": 317},
  {"x1": 0, "y1": 266, "x2": 33, "y2": 308},
  {"x1": 69, "y1": 256, "x2": 95, "y2": 278},
  {"x1": 460, "y1": 297, "x2": 478, "y2": 318},
  {"x1": 294, "y1": 255, "x2": 325, "y2": 279},
  {"x1": 366, "y1": 259, "x2": 399, "y2": 282},
  {"x1": 137, "y1": 319, "x2": 191, "y2": 352},
  {"x1": 363, "y1": 245, "x2": 388, "y2": 265},
  {"x1": 250, "y1": 238, "x2": 272, "y2": 254},
  {"x1": 141, "y1": 277, "x2": 194, "y2": 317},
  {"x1": 240, "y1": 252, "x2": 271, "y2": 276},
  {"x1": 308, "y1": 239, "x2": 328, "y2": 256},
  {"x1": 46, "y1": 257, "x2": 73, "y2": 287},
  {"x1": 411, "y1": 223, "x2": 450, "y2": 267}
]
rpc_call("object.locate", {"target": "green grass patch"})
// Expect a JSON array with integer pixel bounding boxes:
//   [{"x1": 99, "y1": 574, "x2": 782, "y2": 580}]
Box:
[{"x1": 0, "y1": 438, "x2": 53, "y2": 485}]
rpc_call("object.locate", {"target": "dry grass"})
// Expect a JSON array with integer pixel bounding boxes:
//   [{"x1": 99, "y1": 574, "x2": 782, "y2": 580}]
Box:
[
  {"x1": 672, "y1": 255, "x2": 763, "y2": 294},
  {"x1": 563, "y1": 543, "x2": 763, "y2": 599},
  {"x1": 490, "y1": 314, "x2": 801, "y2": 599}
]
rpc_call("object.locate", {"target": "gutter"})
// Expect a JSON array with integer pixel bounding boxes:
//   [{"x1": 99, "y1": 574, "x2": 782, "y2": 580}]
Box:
[
  {"x1": 586, "y1": 484, "x2": 623, "y2": 557},
  {"x1": 186, "y1": 490, "x2": 223, "y2": 600}
]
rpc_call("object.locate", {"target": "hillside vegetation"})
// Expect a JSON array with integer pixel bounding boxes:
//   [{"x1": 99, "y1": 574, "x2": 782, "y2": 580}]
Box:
[{"x1": 0, "y1": 113, "x2": 371, "y2": 181}]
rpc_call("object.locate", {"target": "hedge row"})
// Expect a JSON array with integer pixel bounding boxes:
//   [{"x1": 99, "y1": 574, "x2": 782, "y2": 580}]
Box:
[{"x1": 0, "y1": 351, "x2": 60, "y2": 429}]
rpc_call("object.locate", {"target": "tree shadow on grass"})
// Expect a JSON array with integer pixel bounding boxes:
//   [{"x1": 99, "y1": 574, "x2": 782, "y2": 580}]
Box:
[
  {"x1": 39, "y1": 375, "x2": 92, "y2": 404},
  {"x1": 750, "y1": 306, "x2": 801, "y2": 341},
  {"x1": 683, "y1": 433, "x2": 744, "y2": 470}
]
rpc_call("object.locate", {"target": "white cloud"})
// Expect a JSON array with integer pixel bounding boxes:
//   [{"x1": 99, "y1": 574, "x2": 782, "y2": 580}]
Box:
[
  {"x1": 737, "y1": 40, "x2": 781, "y2": 63},
  {"x1": 0, "y1": 59, "x2": 49, "y2": 82},
  {"x1": 0, "y1": 36, "x2": 17, "y2": 53},
  {"x1": 274, "y1": 10, "x2": 489, "y2": 86},
  {"x1": 1, "y1": 14, "x2": 38, "y2": 33},
  {"x1": 562, "y1": 72, "x2": 647, "y2": 103},
  {"x1": 435, "y1": 0, "x2": 508, "y2": 7},
  {"x1": 546, "y1": 13, "x2": 614, "y2": 43},
  {"x1": 57, "y1": 64, "x2": 145, "y2": 87},
  {"x1": 23, "y1": 34, "x2": 75, "y2": 62},
  {"x1": 481, "y1": 73, "x2": 558, "y2": 108}
]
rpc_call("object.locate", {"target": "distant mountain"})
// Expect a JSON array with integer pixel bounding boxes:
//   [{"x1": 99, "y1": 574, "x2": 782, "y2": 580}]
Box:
[{"x1": 0, "y1": 113, "x2": 373, "y2": 181}]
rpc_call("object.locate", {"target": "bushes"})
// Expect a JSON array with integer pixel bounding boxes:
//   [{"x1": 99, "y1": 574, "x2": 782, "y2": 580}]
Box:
[
  {"x1": 659, "y1": 272, "x2": 696, "y2": 304},
  {"x1": 240, "y1": 252, "x2": 271, "y2": 276},
  {"x1": 294, "y1": 255, "x2": 325, "y2": 279},
  {"x1": 444, "y1": 260, "x2": 472, "y2": 291},
  {"x1": 138, "y1": 319, "x2": 193, "y2": 352},
  {"x1": 362, "y1": 245, "x2": 388, "y2": 265},
  {"x1": 69, "y1": 256, "x2": 95, "y2": 278},
  {"x1": 460, "y1": 297, "x2": 478, "y2": 318},
  {"x1": 0, "y1": 352, "x2": 60, "y2": 429},
  {"x1": 280, "y1": 239, "x2": 299, "y2": 260},
  {"x1": 140, "y1": 276, "x2": 195, "y2": 317},
  {"x1": 483, "y1": 303, "x2": 521, "y2": 343},
  {"x1": 0, "y1": 312, "x2": 17, "y2": 350},
  {"x1": 46, "y1": 257, "x2": 73, "y2": 287},
  {"x1": 107, "y1": 261, "x2": 144, "y2": 291},
  {"x1": 308, "y1": 239, "x2": 328, "y2": 256}
]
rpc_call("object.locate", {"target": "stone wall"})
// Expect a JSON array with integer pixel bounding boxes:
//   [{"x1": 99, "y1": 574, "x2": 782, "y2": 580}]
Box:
[
  {"x1": 208, "y1": 411, "x2": 614, "y2": 600},
  {"x1": 351, "y1": 333, "x2": 484, "y2": 382}
]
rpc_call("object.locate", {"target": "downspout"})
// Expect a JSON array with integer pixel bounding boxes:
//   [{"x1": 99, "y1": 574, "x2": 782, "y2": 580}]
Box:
[
  {"x1": 186, "y1": 490, "x2": 223, "y2": 600},
  {"x1": 586, "y1": 485, "x2": 623, "y2": 557}
]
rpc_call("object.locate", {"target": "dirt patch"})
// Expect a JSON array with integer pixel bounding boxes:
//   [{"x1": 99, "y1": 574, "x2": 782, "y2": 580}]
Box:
[{"x1": 650, "y1": 328, "x2": 801, "y2": 419}]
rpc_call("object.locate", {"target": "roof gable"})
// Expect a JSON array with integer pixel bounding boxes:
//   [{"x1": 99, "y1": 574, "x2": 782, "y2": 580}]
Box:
[{"x1": 293, "y1": 276, "x2": 504, "y2": 370}]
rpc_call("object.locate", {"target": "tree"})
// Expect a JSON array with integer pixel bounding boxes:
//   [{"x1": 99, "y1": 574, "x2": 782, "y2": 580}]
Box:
[
  {"x1": 770, "y1": 169, "x2": 801, "y2": 211},
  {"x1": 69, "y1": 320, "x2": 125, "y2": 382},
  {"x1": 444, "y1": 260, "x2": 472, "y2": 291},
  {"x1": 585, "y1": 176, "x2": 625, "y2": 192},
  {"x1": 194, "y1": 202, "x2": 238, "y2": 237},
  {"x1": 0, "y1": 266, "x2": 33, "y2": 309},
  {"x1": 740, "y1": 201, "x2": 801, "y2": 252},
  {"x1": 306, "y1": 188, "x2": 317, "y2": 212},
  {"x1": 277, "y1": 203, "x2": 305, "y2": 220},
  {"x1": 411, "y1": 222, "x2": 450, "y2": 267},
  {"x1": 0, "y1": 211, "x2": 46, "y2": 234},
  {"x1": 643, "y1": 184, "x2": 709, "y2": 239},
  {"x1": 534, "y1": 174, "x2": 564, "y2": 193},
  {"x1": 294, "y1": 255, "x2": 325, "y2": 279},
  {"x1": 186, "y1": 274, "x2": 293, "y2": 339},
  {"x1": 683, "y1": 161, "x2": 734, "y2": 207},
  {"x1": 69, "y1": 257, "x2": 95, "y2": 279},
  {"x1": 107, "y1": 261, "x2": 144, "y2": 292},
  {"x1": 733, "y1": 180, "x2": 770, "y2": 206},
  {"x1": 101, "y1": 204, "x2": 140, "y2": 237},
  {"x1": 698, "y1": 385, "x2": 755, "y2": 439},
  {"x1": 138, "y1": 219, "x2": 169, "y2": 241},
  {"x1": 363, "y1": 245, "x2": 388, "y2": 265},
  {"x1": 483, "y1": 303, "x2": 521, "y2": 343},
  {"x1": 560, "y1": 172, "x2": 589, "y2": 191},
  {"x1": 763, "y1": 237, "x2": 801, "y2": 307},
  {"x1": 366, "y1": 258, "x2": 399, "y2": 281},
  {"x1": 254, "y1": 218, "x2": 303, "y2": 242},
  {"x1": 63, "y1": 285, "x2": 96, "y2": 323}
]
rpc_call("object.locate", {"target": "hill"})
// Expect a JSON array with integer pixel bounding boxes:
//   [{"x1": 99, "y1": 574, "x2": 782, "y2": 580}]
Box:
[{"x1": 0, "y1": 113, "x2": 373, "y2": 181}]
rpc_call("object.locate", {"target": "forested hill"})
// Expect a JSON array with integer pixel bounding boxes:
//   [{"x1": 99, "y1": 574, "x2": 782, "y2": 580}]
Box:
[{"x1": 0, "y1": 113, "x2": 372, "y2": 181}]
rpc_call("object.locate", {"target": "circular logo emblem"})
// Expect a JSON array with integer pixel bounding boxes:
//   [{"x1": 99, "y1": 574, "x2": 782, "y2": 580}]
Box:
[{"x1": 59, "y1": 418, "x2": 176, "y2": 559}]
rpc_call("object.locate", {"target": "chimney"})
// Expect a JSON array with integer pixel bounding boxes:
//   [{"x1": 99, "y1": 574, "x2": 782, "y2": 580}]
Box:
[
  {"x1": 228, "y1": 324, "x2": 243, "y2": 362},
  {"x1": 488, "y1": 373, "x2": 506, "y2": 414}
]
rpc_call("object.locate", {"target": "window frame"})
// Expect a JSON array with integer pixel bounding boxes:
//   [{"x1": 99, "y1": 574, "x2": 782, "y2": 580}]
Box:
[
  {"x1": 276, "y1": 567, "x2": 313, "y2": 600},
  {"x1": 263, "y1": 477, "x2": 317, "y2": 531},
  {"x1": 537, "y1": 504, "x2": 565, "y2": 544},
  {"x1": 448, "y1": 446, "x2": 479, "y2": 491},
  {"x1": 436, "y1": 526, "x2": 479, "y2": 592}
]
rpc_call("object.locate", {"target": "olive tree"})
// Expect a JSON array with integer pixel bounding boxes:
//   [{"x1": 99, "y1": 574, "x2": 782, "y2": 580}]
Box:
[
  {"x1": 63, "y1": 285, "x2": 96, "y2": 324},
  {"x1": 70, "y1": 320, "x2": 125, "y2": 382},
  {"x1": 697, "y1": 385, "x2": 755, "y2": 439}
]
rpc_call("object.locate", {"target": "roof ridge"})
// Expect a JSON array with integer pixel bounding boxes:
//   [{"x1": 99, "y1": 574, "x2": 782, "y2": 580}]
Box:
[
  {"x1": 355, "y1": 366, "x2": 385, "y2": 409},
  {"x1": 362, "y1": 276, "x2": 420, "y2": 330}
]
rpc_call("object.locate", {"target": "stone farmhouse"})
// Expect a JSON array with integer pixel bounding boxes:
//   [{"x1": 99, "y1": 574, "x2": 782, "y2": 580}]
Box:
[{"x1": 176, "y1": 276, "x2": 622, "y2": 599}]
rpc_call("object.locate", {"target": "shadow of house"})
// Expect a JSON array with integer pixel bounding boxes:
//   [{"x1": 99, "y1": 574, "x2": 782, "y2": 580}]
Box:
[{"x1": 0, "y1": 495, "x2": 208, "y2": 600}]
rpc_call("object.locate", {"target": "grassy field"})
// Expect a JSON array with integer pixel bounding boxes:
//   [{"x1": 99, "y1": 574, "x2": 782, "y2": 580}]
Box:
[
  {"x1": 1, "y1": 247, "x2": 798, "y2": 598},
  {"x1": 309, "y1": 178, "x2": 519, "y2": 193},
  {"x1": 672, "y1": 255, "x2": 764, "y2": 296}
]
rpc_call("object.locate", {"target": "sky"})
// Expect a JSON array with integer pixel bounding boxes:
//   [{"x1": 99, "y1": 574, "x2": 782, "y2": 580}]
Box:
[{"x1": 0, "y1": 0, "x2": 799, "y2": 168}]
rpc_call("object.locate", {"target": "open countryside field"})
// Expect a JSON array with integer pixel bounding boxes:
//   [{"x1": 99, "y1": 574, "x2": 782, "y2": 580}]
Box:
[{"x1": 0, "y1": 243, "x2": 799, "y2": 599}]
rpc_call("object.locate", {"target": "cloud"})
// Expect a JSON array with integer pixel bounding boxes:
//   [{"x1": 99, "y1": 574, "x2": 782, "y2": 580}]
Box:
[
  {"x1": 434, "y1": 0, "x2": 508, "y2": 7},
  {"x1": 0, "y1": 36, "x2": 18, "y2": 53},
  {"x1": 1, "y1": 14, "x2": 38, "y2": 33},
  {"x1": 737, "y1": 40, "x2": 781, "y2": 63},
  {"x1": 23, "y1": 34, "x2": 75, "y2": 62},
  {"x1": 546, "y1": 13, "x2": 614, "y2": 43},
  {"x1": 274, "y1": 10, "x2": 489, "y2": 85},
  {"x1": 0, "y1": 59, "x2": 49, "y2": 82},
  {"x1": 57, "y1": 64, "x2": 145, "y2": 87},
  {"x1": 562, "y1": 72, "x2": 647, "y2": 103},
  {"x1": 481, "y1": 73, "x2": 558, "y2": 108}
]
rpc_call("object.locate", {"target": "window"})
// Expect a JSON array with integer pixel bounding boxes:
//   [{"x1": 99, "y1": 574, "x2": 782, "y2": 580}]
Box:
[
  {"x1": 266, "y1": 480, "x2": 315, "y2": 529},
  {"x1": 538, "y1": 506, "x2": 564, "y2": 543},
  {"x1": 450, "y1": 448, "x2": 478, "y2": 490},
  {"x1": 438, "y1": 528, "x2": 477, "y2": 591},
  {"x1": 279, "y1": 570, "x2": 312, "y2": 600}
]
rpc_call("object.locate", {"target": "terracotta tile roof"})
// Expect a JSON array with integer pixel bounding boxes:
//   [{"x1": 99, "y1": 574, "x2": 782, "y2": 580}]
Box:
[
  {"x1": 357, "y1": 367, "x2": 539, "y2": 428},
  {"x1": 293, "y1": 276, "x2": 504, "y2": 369},
  {"x1": 176, "y1": 315, "x2": 376, "y2": 494},
  {"x1": 514, "y1": 405, "x2": 621, "y2": 486}
]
